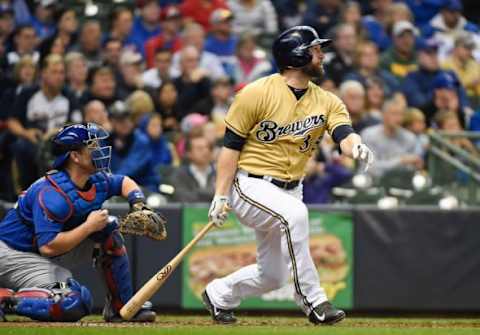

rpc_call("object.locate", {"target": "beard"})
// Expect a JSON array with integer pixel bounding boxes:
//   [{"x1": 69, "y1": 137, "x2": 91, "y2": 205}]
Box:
[{"x1": 301, "y1": 62, "x2": 324, "y2": 79}]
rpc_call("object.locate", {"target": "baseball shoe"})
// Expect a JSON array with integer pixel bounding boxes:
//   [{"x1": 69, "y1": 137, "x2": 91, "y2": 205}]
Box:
[
  {"x1": 308, "y1": 301, "x2": 346, "y2": 325},
  {"x1": 103, "y1": 296, "x2": 156, "y2": 323},
  {"x1": 202, "y1": 290, "x2": 237, "y2": 324}
]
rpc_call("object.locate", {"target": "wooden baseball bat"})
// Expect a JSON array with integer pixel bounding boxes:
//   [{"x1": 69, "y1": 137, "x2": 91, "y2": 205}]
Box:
[{"x1": 120, "y1": 221, "x2": 216, "y2": 320}]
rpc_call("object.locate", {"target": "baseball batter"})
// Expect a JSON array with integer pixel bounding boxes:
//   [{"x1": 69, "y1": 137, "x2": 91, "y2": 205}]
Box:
[
  {"x1": 203, "y1": 26, "x2": 374, "y2": 325},
  {"x1": 0, "y1": 123, "x2": 162, "y2": 322}
]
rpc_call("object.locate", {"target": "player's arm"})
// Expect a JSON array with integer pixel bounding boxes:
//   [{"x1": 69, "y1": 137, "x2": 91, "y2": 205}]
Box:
[
  {"x1": 209, "y1": 129, "x2": 244, "y2": 227},
  {"x1": 327, "y1": 93, "x2": 374, "y2": 170},
  {"x1": 106, "y1": 173, "x2": 149, "y2": 209},
  {"x1": 39, "y1": 210, "x2": 109, "y2": 257},
  {"x1": 339, "y1": 132, "x2": 362, "y2": 158}
]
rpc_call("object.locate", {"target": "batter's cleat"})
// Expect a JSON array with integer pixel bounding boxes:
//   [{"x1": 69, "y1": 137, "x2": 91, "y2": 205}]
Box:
[
  {"x1": 0, "y1": 288, "x2": 13, "y2": 321},
  {"x1": 308, "y1": 301, "x2": 346, "y2": 325},
  {"x1": 103, "y1": 296, "x2": 156, "y2": 323},
  {"x1": 202, "y1": 290, "x2": 237, "y2": 324}
]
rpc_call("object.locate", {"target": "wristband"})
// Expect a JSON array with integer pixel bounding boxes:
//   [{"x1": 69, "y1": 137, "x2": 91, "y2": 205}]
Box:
[{"x1": 127, "y1": 189, "x2": 146, "y2": 206}]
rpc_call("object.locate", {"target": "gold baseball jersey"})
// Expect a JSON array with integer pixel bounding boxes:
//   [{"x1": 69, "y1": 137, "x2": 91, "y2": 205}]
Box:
[{"x1": 225, "y1": 73, "x2": 351, "y2": 181}]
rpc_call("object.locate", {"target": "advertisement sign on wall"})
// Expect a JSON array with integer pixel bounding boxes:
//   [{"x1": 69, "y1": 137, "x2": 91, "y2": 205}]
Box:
[{"x1": 182, "y1": 207, "x2": 353, "y2": 309}]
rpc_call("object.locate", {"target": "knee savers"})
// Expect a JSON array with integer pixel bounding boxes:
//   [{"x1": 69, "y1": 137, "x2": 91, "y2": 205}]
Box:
[{"x1": 12, "y1": 278, "x2": 92, "y2": 322}]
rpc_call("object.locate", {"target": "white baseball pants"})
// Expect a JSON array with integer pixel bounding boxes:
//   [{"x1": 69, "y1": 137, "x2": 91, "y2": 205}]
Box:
[{"x1": 206, "y1": 171, "x2": 327, "y2": 315}]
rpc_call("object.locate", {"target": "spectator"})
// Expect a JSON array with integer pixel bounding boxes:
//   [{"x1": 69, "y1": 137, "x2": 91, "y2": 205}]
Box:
[
  {"x1": 323, "y1": 23, "x2": 357, "y2": 86},
  {"x1": 144, "y1": 5, "x2": 183, "y2": 69},
  {"x1": 3, "y1": 24, "x2": 39, "y2": 72},
  {"x1": 180, "y1": 0, "x2": 228, "y2": 31},
  {"x1": 435, "y1": 110, "x2": 477, "y2": 156},
  {"x1": 130, "y1": 0, "x2": 161, "y2": 56},
  {"x1": 29, "y1": 0, "x2": 55, "y2": 40},
  {"x1": 109, "y1": 101, "x2": 159, "y2": 192},
  {"x1": 83, "y1": 99, "x2": 111, "y2": 132},
  {"x1": 82, "y1": 66, "x2": 119, "y2": 109},
  {"x1": 191, "y1": 76, "x2": 233, "y2": 119},
  {"x1": 126, "y1": 90, "x2": 155, "y2": 125},
  {"x1": 380, "y1": 20, "x2": 418, "y2": 81},
  {"x1": 345, "y1": 40, "x2": 399, "y2": 97},
  {"x1": 232, "y1": 32, "x2": 272, "y2": 86},
  {"x1": 0, "y1": 55, "x2": 37, "y2": 118},
  {"x1": 204, "y1": 9, "x2": 238, "y2": 77},
  {"x1": 442, "y1": 34, "x2": 480, "y2": 108},
  {"x1": 138, "y1": 113, "x2": 174, "y2": 172},
  {"x1": 361, "y1": 99, "x2": 423, "y2": 178},
  {"x1": 401, "y1": 39, "x2": 464, "y2": 109},
  {"x1": 107, "y1": 6, "x2": 135, "y2": 50},
  {"x1": 273, "y1": 0, "x2": 308, "y2": 30},
  {"x1": 403, "y1": 107, "x2": 429, "y2": 157},
  {"x1": 402, "y1": 0, "x2": 445, "y2": 26},
  {"x1": 303, "y1": 0, "x2": 342, "y2": 37},
  {"x1": 0, "y1": 8, "x2": 15, "y2": 57},
  {"x1": 303, "y1": 151, "x2": 353, "y2": 204},
  {"x1": 102, "y1": 38, "x2": 123, "y2": 72},
  {"x1": 117, "y1": 49, "x2": 145, "y2": 98},
  {"x1": 173, "y1": 45, "x2": 212, "y2": 119},
  {"x1": 170, "y1": 23, "x2": 225, "y2": 80},
  {"x1": 362, "y1": 0, "x2": 393, "y2": 50},
  {"x1": 340, "y1": 1, "x2": 368, "y2": 41},
  {"x1": 339, "y1": 80, "x2": 380, "y2": 133},
  {"x1": 142, "y1": 48, "x2": 173, "y2": 90},
  {"x1": 163, "y1": 132, "x2": 215, "y2": 202},
  {"x1": 423, "y1": 71, "x2": 466, "y2": 126},
  {"x1": 364, "y1": 76, "x2": 386, "y2": 120},
  {"x1": 228, "y1": 0, "x2": 278, "y2": 47},
  {"x1": 155, "y1": 80, "x2": 181, "y2": 132},
  {"x1": 72, "y1": 20, "x2": 103, "y2": 68},
  {"x1": 38, "y1": 34, "x2": 65, "y2": 63},
  {"x1": 422, "y1": 0, "x2": 479, "y2": 61},
  {"x1": 8, "y1": 54, "x2": 80, "y2": 188},
  {"x1": 51, "y1": 6, "x2": 78, "y2": 51},
  {"x1": 65, "y1": 51, "x2": 88, "y2": 101}
]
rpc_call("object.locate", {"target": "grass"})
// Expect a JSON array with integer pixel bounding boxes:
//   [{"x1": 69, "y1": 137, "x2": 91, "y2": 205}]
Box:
[{"x1": 1, "y1": 314, "x2": 480, "y2": 335}]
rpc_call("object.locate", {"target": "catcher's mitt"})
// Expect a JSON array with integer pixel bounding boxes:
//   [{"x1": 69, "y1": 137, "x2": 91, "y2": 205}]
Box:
[{"x1": 119, "y1": 207, "x2": 167, "y2": 241}]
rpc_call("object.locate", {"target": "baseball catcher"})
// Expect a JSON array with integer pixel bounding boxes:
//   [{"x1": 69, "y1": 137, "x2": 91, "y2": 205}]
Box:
[{"x1": 0, "y1": 123, "x2": 166, "y2": 322}]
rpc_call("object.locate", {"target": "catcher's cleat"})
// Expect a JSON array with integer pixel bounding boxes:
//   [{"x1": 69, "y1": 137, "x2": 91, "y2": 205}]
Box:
[
  {"x1": 0, "y1": 288, "x2": 14, "y2": 321},
  {"x1": 103, "y1": 296, "x2": 156, "y2": 323},
  {"x1": 202, "y1": 290, "x2": 237, "y2": 324},
  {"x1": 308, "y1": 301, "x2": 346, "y2": 325}
]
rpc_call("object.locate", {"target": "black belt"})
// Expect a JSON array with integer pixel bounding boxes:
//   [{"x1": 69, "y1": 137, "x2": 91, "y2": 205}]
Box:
[{"x1": 248, "y1": 173, "x2": 300, "y2": 190}]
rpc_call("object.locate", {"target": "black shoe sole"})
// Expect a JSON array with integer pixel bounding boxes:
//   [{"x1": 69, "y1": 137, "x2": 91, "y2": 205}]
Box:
[
  {"x1": 201, "y1": 291, "x2": 236, "y2": 325},
  {"x1": 325, "y1": 312, "x2": 346, "y2": 326}
]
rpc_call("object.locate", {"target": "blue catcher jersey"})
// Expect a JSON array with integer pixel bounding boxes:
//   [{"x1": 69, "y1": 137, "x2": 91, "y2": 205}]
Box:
[{"x1": 0, "y1": 170, "x2": 124, "y2": 252}]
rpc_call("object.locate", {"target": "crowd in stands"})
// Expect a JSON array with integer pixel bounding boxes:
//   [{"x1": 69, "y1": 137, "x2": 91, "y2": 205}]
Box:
[{"x1": 0, "y1": 0, "x2": 479, "y2": 204}]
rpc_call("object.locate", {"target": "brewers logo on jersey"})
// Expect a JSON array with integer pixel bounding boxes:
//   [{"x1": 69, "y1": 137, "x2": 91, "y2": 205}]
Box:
[{"x1": 225, "y1": 73, "x2": 351, "y2": 180}]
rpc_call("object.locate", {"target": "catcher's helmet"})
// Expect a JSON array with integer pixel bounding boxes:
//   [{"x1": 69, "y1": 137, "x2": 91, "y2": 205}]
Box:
[
  {"x1": 51, "y1": 123, "x2": 112, "y2": 172},
  {"x1": 272, "y1": 26, "x2": 331, "y2": 70}
]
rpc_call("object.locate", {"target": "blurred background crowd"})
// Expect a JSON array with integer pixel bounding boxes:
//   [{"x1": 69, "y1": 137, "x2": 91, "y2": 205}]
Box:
[{"x1": 0, "y1": 0, "x2": 479, "y2": 206}]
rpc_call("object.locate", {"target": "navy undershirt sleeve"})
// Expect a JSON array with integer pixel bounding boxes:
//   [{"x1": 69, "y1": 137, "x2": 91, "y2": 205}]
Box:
[
  {"x1": 332, "y1": 125, "x2": 354, "y2": 144},
  {"x1": 223, "y1": 128, "x2": 246, "y2": 151}
]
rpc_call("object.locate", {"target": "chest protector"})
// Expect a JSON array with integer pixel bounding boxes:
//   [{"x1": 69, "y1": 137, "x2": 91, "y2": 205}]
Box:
[{"x1": 43, "y1": 171, "x2": 110, "y2": 230}]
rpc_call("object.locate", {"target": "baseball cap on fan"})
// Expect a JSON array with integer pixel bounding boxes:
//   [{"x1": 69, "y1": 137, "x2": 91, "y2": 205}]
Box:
[
  {"x1": 210, "y1": 8, "x2": 233, "y2": 25},
  {"x1": 120, "y1": 49, "x2": 143, "y2": 66},
  {"x1": 161, "y1": 5, "x2": 181, "y2": 21},
  {"x1": 443, "y1": 0, "x2": 463, "y2": 12},
  {"x1": 393, "y1": 21, "x2": 419, "y2": 37}
]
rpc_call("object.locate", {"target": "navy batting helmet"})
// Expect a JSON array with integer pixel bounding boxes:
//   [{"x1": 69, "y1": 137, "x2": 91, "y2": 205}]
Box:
[
  {"x1": 272, "y1": 26, "x2": 331, "y2": 70},
  {"x1": 51, "y1": 123, "x2": 111, "y2": 172}
]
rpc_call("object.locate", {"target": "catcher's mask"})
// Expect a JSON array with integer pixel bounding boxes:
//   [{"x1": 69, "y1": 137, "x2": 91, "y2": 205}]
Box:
[{"x1": 52, "y1": 123, "x2": 112, "y2": 173}]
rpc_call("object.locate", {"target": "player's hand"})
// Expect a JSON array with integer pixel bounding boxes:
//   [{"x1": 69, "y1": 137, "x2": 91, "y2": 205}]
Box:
[
  {"x1": 352, "y1": 143, "x2": 374, "y2": 172},
  {"x1": 85, "y1": 209, "x2": 109, "y2": 233},
  {"x1": 208, "y1": 195, "x2": 230, "y2": 227}
]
